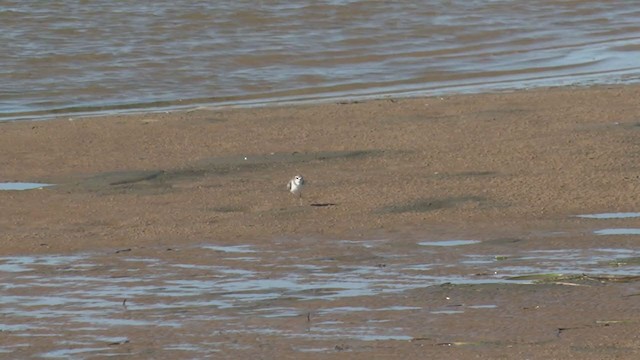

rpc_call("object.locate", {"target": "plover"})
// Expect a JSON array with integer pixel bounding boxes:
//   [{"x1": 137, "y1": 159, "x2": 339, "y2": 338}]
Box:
[{"x1": 287, "y1": 175, "x2": 305, "y2": 200}]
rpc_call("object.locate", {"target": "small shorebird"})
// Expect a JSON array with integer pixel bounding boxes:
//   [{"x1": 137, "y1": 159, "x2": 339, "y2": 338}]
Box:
[{"x1": 287, "y1": 175, "x2": 305, "y2": 203}]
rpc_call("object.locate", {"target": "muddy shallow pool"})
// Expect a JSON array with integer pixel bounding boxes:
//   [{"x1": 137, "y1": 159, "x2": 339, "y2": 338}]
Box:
[{"x1": 3, "y1": 221, "x2": 640, "y2": 358}]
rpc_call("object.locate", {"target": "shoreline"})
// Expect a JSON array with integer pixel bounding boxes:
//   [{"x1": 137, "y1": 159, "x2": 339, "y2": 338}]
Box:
[{"x1": 3, "y1": 79, "x2": 639, "y2": 123}]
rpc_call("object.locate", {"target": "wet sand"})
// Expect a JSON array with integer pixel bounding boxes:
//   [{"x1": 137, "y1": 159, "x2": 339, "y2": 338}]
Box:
[{"x1": 2, "y1": 85, "x2": 640, "y2": 358}]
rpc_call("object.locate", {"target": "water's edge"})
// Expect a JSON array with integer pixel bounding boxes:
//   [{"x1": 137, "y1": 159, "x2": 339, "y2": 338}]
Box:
[{"x1": 4, "y1": 76, "x2": 639, "y2": 123}]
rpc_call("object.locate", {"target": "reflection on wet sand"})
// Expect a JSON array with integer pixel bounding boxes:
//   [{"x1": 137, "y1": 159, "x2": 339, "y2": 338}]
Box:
[
  {"x1": 0, "y1": 182, "x2": 52, "y2": 191},
  {"x1": 3, "y1": 229, "x2": 640, "y2": 357}
]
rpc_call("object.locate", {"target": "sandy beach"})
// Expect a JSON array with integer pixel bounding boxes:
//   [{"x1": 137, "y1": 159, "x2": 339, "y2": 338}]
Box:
[{"x1": 3, "y1": 85, "x2": 640, "y2": 358}]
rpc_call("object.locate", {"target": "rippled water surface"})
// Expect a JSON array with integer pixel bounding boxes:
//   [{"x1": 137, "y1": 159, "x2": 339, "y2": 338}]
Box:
[{"x1": 2, "y1": 1, "x2": 640, "y2": 120}]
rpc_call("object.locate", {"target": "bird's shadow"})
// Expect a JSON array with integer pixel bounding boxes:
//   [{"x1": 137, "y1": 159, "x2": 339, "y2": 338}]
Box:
[{"x1": 310, "y1": 203, "x2": 337, "y2": 207}]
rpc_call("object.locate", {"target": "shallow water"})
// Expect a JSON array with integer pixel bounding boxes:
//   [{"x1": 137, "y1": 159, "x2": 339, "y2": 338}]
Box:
[
  {"x1": 0, "y1": 182, "x2": 52, "y2": 191},
  {"x1": 2, "y1": 1, "x2": 640, "y2": 120},
  {"x1": 2, "y1": 233, "x2": 640, "y2": 357},
  {"x1": 418, "y1": 239, "x2": 480, "y2": 247},
  {"x1": 577, "y1": 212, "x2": 640, "y2": 219},
  {"x1": 594, "y1": 228, "x2": 640, "y2": 235}
]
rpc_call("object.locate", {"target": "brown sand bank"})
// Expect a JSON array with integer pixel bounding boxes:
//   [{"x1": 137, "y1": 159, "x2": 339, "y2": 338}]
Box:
[
  {"x1": 2, "y1": 85, "x2": 640, "y2": 358},
  {"x1": 2, "y1": 85, "x2": 640, "y2": 254}
]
